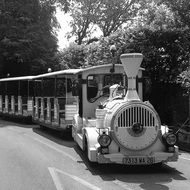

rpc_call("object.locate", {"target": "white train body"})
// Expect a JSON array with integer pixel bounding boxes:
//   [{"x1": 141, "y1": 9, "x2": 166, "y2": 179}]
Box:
[
  {"x1": 0, "y1": 51, "x2": 179, "y2": 165},
  {"x1": 72, "y1": 53, "x2": 178, "y2": 165}
]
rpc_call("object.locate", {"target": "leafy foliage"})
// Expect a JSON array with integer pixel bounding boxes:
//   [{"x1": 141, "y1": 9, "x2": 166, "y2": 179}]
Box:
[
  {"x1": 158, "y1": 0, "x2": 190, "y2": 94},
  {"x1": 55, "y1": 0, "x2": 70, "y2": 12},
  {"x1": 66, "y1": 0, "x2": 142, "y2": 44},
  {"x1": 66, "y1": 0, "x2": 102, "y2": 45},
  {"x1": 60, "y1": 28, "x2": 190, "y2": 84},
  {"x1": 178, "y1": 70, "x2": 190, "y2": 93},
  {"x1": 0, "y1": 0, "x2": 60, "y2": 77},
  {"x1": 136, "y1": 0, "x2": 176, "y2": 30},
  {"x1": 162, "y1": 0, "x2": 190, "y2": 28},
  {"x1": 58, "y1": 43, "x2": 86, "y2": 69},
  {"x1": 94, "y1": 0, "x2": 140, "y2": 37},
  {"x1": 126, "y1": 29, "x2": 190, "y2": 83}
]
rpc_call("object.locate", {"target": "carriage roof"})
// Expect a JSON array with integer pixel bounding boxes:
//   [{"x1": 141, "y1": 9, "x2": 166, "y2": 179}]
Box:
[
  {"x1": 0, "y1": 64, "x2": 144, "y2": 82},
  {"x1": 0, "y1": 76, "x2": 35, "y2": 82},
  {"x1": 32, "y1": 64, "x2": 144, "y2": 79}
]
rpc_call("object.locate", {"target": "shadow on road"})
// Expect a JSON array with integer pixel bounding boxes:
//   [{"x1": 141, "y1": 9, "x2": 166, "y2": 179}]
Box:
[
  {"x1": 0, "y1": 118, "x2": 74, "y2": 148},
  {"x1": 74, "y1": 145, "x2": 187, "y2": 190},
  {"x1": 32, "y1": 127, "x2": 74, "y2": 148},
  {"x1": 0, "y1": 118, "x2": 37, "y2": 128}
]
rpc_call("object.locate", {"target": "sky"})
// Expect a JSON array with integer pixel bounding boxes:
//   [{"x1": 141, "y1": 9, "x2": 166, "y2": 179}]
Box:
[
  {"x1": 56, "y1": 8, "x2": 102, "y2": 49},
  {"x1": 56, "y1": 9, "x2": 73, "y2": 49}
]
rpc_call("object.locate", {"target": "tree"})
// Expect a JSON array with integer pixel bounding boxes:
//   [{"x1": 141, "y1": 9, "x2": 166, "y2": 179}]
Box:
[
  {"x1": 66, "y1": 0, "x2": 141, "y2": 45},
  {"x1": 162, "y1": 0, "x2": 190, "y2": 28},
  {"x1": 55, "y1": 0, "x2": 70, "y2": 12},
  {"x1": 0, "y1": 0, "x2": 60, "y2": 77},
  {"x1": 135, "y1": 0, "x2": 176, "y2": 30},
  {"x1": 178, "y1": 70, "x2": 190, "y2": 92},
  {"x1": 66, "y1": 0, "x2": 102, "y2": 45},
  {"x1": 59, "y1": 43, "x2": 86, "y2": 69},
  {"x1": 94, "y1": 0, "x2": 140, "y2": 37},
  {"x1": 124, "y1": 29, "x2": 190, "y2": 82},
  {"x1": 85, "y1": 31, "x2": 129, "y2": 66},
  {"x1": 161, "y1": 0, "x2": 190, "y2": 89}
]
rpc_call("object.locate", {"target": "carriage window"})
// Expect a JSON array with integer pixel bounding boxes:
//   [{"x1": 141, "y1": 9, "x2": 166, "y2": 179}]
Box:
[
  {"x1": 56, "y1": 78, "x2": 72, "y2": 97},
  {"x1": 0, "y1": 82, "x2": 6, "y2": 95},
  {"x1": 34, "y1": 80, "x2": 42, "y2": 96},
  {"x1": 20, "y1": 81, "x2": 28, "y2": 96},
  {"x1": 87, "y1": 75, "x2": 98, "y2": 101},
  {"x1": 28, "y1": 81, "x2": 35, "y2": 96},
  {"x1": 6, "y1": 81, "x2": 18, "y2": 95},
  {"x1": 56, "y1": 78, "x2": 66, "y2": 97},
  {"x1": 43, "y1": 78, "x2": 55, "y2": 97},
  {"x1": 66, "y1": 78, "x2": 72, "y2": 93}
]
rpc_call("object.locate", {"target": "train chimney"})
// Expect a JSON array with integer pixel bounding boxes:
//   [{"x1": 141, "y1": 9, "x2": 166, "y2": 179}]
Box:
[{"x1": 120, "y1": 53, "x2": 143, "y2": 101}]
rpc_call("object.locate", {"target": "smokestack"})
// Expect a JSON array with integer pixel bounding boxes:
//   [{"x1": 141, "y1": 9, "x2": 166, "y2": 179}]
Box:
[{"x1": 120, "y1": 53, "x2": 143, "y2": 101}]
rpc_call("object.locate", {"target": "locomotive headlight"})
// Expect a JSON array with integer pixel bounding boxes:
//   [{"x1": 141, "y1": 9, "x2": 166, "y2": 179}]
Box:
[
  {"x1": 165, "y1": 133, "x2": 177, "y2": 146},
  {"x1": 98, "y1": 134, "x2": 111, "y2": 147}
]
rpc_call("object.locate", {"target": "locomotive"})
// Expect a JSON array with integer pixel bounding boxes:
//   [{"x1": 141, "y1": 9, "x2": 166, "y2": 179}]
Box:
[{"x1": 72, "y1": 53, "x2": 179, "y2": 165}]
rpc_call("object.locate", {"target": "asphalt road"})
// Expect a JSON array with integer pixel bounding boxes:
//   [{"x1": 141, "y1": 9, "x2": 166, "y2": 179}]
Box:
[{"x1": 1, "y1": 119, "x2": 190, "y2": 190}]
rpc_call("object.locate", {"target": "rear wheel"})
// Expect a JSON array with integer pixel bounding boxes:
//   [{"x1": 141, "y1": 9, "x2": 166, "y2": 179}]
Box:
[{"x1": 39, "y1": 125, "x2": 45, "y2": 130}]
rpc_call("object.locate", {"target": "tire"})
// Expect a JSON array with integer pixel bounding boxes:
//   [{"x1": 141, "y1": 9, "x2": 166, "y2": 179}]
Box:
[
  {"x1": 39, "y1": 125, "x2": 45, "y2": 129},
  {"x1": 83, "y1": 136, "x2": 98, "y2": 167},
  {"x1": 83, "y1": 137, "x2": 88, "y2": 158}
]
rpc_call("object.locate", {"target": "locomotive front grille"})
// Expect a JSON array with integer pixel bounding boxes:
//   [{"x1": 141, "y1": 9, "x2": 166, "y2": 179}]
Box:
[{"x1": 117, "y1": 105, "x2": 156, "y2": 127}]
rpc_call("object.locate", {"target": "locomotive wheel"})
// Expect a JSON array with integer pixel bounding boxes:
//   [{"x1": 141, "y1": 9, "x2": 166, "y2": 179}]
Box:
[
  {"x1": 83, "y1": 136, "x2": 97, "y2": 167},
  {"x1": 39, "y1": 125, "x2": 45, "y2": 130},
  {"x1": 83, "y1": 136, "x2": 88, "y2": 158}
]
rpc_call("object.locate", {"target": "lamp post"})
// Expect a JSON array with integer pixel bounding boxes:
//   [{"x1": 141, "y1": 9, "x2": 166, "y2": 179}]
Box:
[{"x1": 110, "y1": 44, "x2": 117, "y2": 73}]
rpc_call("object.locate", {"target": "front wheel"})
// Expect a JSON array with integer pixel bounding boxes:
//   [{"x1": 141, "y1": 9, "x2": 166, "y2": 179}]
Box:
[
  {"x1": 83, "y1": 136, "x2": 98, "y2": 167},
  {"x1": 83, "y1": 136, "x2": 88, "y2": 158}
]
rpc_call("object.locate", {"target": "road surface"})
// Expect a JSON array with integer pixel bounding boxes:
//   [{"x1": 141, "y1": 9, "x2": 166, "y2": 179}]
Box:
[{"x1": 0, "y1": 119, "x2": 190, "y2": 190}]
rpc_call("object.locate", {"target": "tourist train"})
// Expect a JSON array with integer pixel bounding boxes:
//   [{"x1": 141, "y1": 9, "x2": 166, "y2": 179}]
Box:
[{"x1": 0, "y1": 53, "x2": 178, "y2": 165}]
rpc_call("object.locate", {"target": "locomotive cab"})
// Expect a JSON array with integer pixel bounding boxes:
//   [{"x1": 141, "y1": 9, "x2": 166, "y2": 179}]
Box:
[{"x1": 72, "y1": 53, "x2": 178, "y2": 165}]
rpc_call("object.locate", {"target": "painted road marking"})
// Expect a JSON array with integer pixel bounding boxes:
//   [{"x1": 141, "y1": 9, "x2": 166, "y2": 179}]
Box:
[
  {"x1": 48, "y1": 167, "x2": 101, "y2": 190},
  {"x1": 180, "y1": 156, "x2": 190, "y2": 161},
  {"x1": 48, "y1": 167, "x2": 64, "y2": 190},
  {"x1": 113, "y1": 180, "x2": 134, "y2": 190},
  {"x1": 24, "y1": 134, "x2": 78, "y2": 162}
]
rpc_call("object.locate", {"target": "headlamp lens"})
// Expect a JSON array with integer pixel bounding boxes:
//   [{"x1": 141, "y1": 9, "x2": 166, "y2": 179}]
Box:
[
  {"x1": 166, "y1": 133, "x2": 177, "y2": 145},
  {"x1": 98, "y1": 134, "x2": 111, "y2": 147}
]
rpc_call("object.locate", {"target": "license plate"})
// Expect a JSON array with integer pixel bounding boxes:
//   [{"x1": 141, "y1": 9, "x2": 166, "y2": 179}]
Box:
[{"x1": 123, "y1": 157, "x2": 155, "y2": 165}]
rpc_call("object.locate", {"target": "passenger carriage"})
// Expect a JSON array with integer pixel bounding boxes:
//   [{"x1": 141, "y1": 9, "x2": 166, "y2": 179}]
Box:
[
  {"x1": 0, "y1": 76, "x2": 35, "y2": 121},
  {"x1": 72, "y1": 53, "x2": 179, "y2": 165},
  {"x1": 31, "y1": 69, "x2": 80, "y2": 130}
]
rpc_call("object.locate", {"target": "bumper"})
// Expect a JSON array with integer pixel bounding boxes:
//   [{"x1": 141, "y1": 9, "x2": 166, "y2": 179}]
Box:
[{"x1": 94, "y1": 146, "x2": 179, "y2": 164}]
